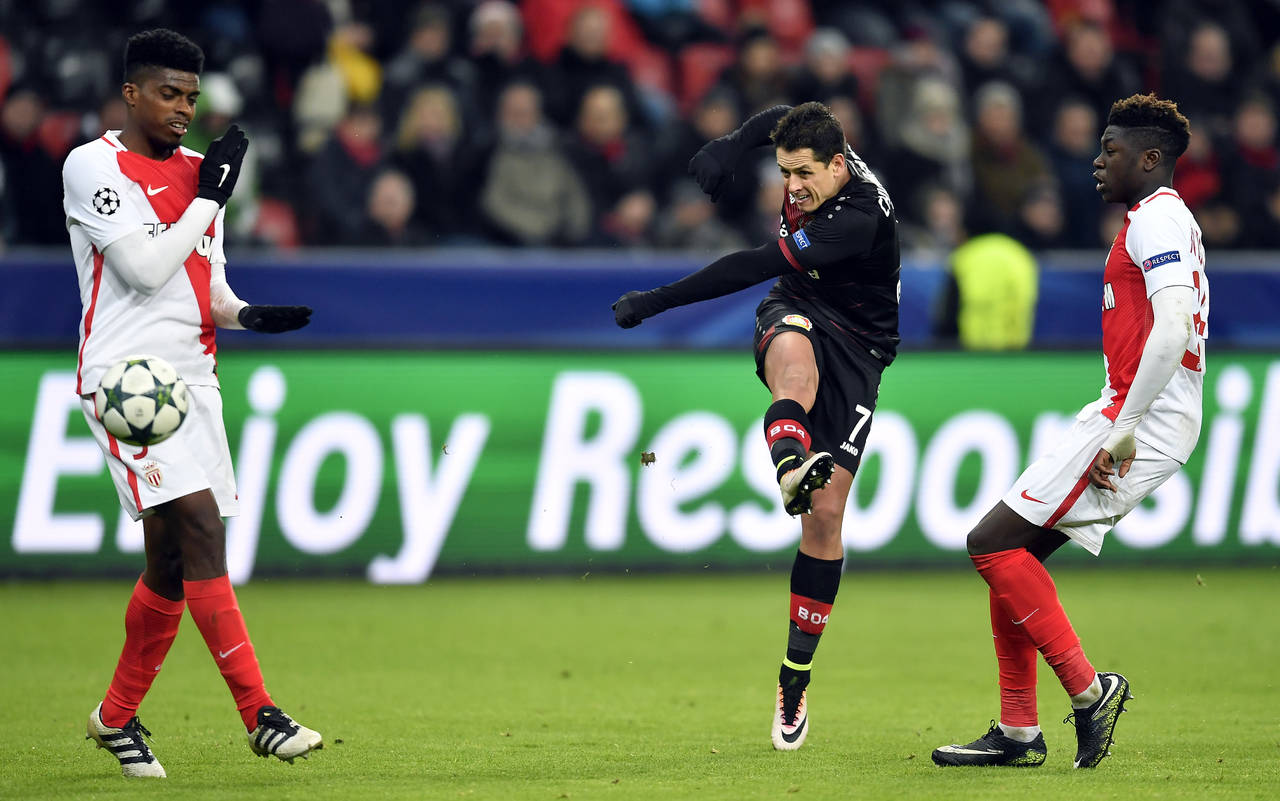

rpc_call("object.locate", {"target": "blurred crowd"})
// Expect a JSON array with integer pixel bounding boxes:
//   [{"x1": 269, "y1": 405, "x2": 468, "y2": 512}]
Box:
[{"x1": 2, "y1": 0, "x2": 1280, "y2": 254}]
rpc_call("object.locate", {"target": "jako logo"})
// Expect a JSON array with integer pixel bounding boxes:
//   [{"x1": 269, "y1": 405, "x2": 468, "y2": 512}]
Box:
[{"x1": 1142, "y1": 250, "x2": 1181, "y2": 271}]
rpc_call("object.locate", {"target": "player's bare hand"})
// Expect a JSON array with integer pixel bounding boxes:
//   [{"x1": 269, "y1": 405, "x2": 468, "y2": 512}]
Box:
[{"x1": 1088, "y1": 448, "x2": 1118, "y2": 491}]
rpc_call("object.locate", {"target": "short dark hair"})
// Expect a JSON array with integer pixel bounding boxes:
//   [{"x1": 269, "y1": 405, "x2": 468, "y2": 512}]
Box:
[
  {"x1": 1106, "y1": 93, "x2": 1190, "y2": 160},
  {"x1": 771, "y1": 102, "x2": 846, "y2": 165},
  {"x1": 124, "y1": 29, "x2": 204, "y2": 83}
]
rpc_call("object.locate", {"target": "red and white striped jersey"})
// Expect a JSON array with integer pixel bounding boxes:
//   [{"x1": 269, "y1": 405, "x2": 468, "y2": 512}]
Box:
[
  {"x1": 1081, "y1": 187, "x2": 1207, "y2": 462},
  {"x1": 63, "y1": 130, "x2": 226, "y2": 394}
]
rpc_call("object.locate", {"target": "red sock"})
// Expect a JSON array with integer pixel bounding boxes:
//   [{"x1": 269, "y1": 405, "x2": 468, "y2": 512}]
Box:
[
  {"x1": 971, "y1": 549, "x2": 1096, "y2": 697},
  {"x1": 989, "y1": 588, "x2": 1038, "y2": 726},
  {"x1": 184, "y1": 575, "x2": 273, "y2": 730},
  {"x1": 101, "y1": 577, "x2": 185, "y2": 727}
]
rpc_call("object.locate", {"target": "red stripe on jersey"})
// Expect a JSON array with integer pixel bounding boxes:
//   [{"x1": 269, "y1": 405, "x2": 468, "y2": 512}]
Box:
[
  {"x1": 76, "y1": 246, "x2": 106, "y2": 394},
  {"x1": 1100, "y1": 218, "x2": 1154, "y2": 420},
  {"x1": 116, "y1": 149, "x2": 218, "y2": 360},
  {"x1": 777, "y1": 238, "x2": 803, "y2": 272},
  {"x1": 107, "y1": 433, "x2": 143, "y2": 512},
  {"x1": 1044, "y1": 458, "x2": 1095, "y2": 529}
]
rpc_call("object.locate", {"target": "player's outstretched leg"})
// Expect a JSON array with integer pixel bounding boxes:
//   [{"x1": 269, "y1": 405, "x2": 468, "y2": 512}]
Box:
[
  {"x1": 247, "y1": 706, "x2": 323, "y2": 763},
  {"x1": 931, "y1": 721, "x2": 1047, "y2": 767},
  {"x1": 779, "y1": 452, "x2": 835, "y2": 515},
  {"x1": 1066, "y1": 671, "x2": 1132, "y2": 768},
  {"x1": 86, "y1": 703, "x2": 167, "y2": 778}
]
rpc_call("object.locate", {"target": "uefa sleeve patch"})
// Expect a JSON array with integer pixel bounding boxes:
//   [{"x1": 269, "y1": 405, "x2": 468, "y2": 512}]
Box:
[
  {"x1": 792, "y1": 230, "x2": 811, "y2": 250},
  {"x1": 1141, "y1": 250, "x2": 1180, "y2": 272}
]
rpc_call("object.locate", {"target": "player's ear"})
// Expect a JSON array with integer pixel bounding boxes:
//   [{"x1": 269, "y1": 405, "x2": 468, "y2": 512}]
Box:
[
  {"x1": 1142, "y1": 147, "x2": 1163, "y2": 173},
  {"x1": 122, "y1": 82, "x2": 138, "y2": 108}
]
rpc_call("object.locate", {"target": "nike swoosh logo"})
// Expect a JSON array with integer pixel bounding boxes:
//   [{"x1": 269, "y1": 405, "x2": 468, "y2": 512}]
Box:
[
  {"x1": 1013, "y1": 608, "x2": 1040, "y2": 625},
  {"x1": 1093, "y1": 674, "x2": 1121, "y2": 712},
  {"x1": 780, "y1": 717, "x2": 806, "y2": 743},
  {"x1": 146, "y1": 184, "x2": 168, "y2": 196},
  {"x1": 1020, "y1": 489, "x2": 1048, "y2": 503},
  {"x1": 219, "y1": 642, "x2": 245, "y2": 659},
  {"x1": 218, "y1": 164, "x2": 230, "y2": 187},
  {"x1": 938, "y1": 746, "x2": 1002, "y2": 755}
]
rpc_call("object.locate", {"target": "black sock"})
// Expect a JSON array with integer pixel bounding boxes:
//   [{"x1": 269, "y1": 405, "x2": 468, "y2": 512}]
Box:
[
  {"x1": 781, "y1": 550, "x2": 843, "y2": 686},
  {"x1": 764, "y1": 399, "x2": 812, "y2": 482}
]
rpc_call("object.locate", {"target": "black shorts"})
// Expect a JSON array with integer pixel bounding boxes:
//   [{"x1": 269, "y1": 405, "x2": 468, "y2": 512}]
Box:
[{"x1": 753, "y1": 297, "x2": 884, "y2": 475}]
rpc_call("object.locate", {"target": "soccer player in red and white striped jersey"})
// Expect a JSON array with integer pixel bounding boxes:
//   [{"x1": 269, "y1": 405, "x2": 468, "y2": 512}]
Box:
[
  {"x1": 66, "y1": 28, "x2": 318, "y2": 778},
  {"x1": 932, "y1": 94, "x2": 1205, "y2": 769}
]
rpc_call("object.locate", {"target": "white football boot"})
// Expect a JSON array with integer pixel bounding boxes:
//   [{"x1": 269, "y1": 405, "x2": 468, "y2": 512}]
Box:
[
  {"x1": 247, "y1": 706, "x2": 323, "y2": 763},
  {"x1": 86, "y1": 703, "x2": 166, "y2": 778}
]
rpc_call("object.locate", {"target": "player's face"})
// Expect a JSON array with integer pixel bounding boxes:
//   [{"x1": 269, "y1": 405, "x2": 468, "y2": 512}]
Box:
[
  {"x1": 123, "y1": 69, "x2": 200, "y2": 154},
  {"x1": 1092, "y1": 125, "x2": 1146, "y2": 205},
  {"x1": 777, "y1": 147, "x2": 846, "y2": 213}
]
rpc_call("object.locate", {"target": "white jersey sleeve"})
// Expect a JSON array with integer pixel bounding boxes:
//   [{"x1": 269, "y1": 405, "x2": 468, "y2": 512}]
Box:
[
  {"x1": 63, "y1": 145, "x2": 145, "y2": 252},
  {"x1": 1124, "y1": 199, "x2": 1196, "y2": 297}
]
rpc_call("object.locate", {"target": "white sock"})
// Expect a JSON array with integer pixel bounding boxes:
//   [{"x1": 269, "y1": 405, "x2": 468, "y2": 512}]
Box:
[
  {"x1": 1071, "y1": 674, "x2": 1103, "y2": 709},
  {"x1": 998, "y1": 722, "x2": 1041, "y2": 743}
]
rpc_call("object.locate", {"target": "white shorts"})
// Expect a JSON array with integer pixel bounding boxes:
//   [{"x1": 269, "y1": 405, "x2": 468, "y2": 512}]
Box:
[
  {"x1": 1002, "y1": 413, "x2": 1182, "y2": 556},
  {"x1": 80, "y1": 384, "x2": 239, "y2": 522}
]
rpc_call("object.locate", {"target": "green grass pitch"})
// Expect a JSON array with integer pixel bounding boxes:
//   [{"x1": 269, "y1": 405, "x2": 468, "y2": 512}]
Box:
[{"x1": 2, "y1": 567, "x2": 1277, "y2": 800}]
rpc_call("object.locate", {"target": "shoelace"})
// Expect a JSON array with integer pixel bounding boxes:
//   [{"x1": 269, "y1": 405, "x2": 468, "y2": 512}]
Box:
[
  {"x1": 779, "y1": 685, "x2": 805, "y2": 725},
  {"x1": 257, "y1": 708, "x2": 298, "y2": 735},
  {"x1": 121, "y1": 718, "x2": 157, "y2": 757}
]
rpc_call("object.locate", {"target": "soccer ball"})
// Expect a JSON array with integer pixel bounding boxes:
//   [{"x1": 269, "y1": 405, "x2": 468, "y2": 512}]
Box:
[{"x1": 94, "y1": 355, "x2": 190, "y2": 447}]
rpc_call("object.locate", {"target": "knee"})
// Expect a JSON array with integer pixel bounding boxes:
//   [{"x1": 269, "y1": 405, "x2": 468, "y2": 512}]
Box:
[{"x1": 803, "y1": 503, "x2": 844, "y2": 550}]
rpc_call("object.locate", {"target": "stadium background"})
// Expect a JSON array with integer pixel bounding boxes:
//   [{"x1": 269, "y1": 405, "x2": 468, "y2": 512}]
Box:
[{"x1": 2, "y1": 0, "x2": 1279, "y2": 579}]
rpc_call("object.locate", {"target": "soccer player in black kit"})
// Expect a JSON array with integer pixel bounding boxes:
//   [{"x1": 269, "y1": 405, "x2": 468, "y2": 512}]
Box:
[{"x1": 613, "y1": 102, "x2": 900, "y2": 750}]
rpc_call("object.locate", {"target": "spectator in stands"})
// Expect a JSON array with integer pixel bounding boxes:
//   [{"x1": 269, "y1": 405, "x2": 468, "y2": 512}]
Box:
[
  {"x1": 391, "y1": 84, "x2": 485, "y2": 241},
  {"x1": 958, "y1": 16, "x2": 1033, "y2": 109},
  {"x1": 1045, "y1": 97, "x2": 1103, "y2": 248},
  {"x1": 478, "y1": 81, "x2": 591, "y2": 246},
  {"x1": 469, "y1": 0, "x2": 545, "y2": 123},
  {"x1": 654, "y1": 87, "x2": 760, "y2": 238},
  {"x1": 653, "y1": 177, "x2": 748, "y2": 251},
  {"x1": 381, "y1": 4, "x2": 477, "y2": 132},
  {"x1": 875, "y1": 22, "x2": 963, "y2": 152},
  {"x1": 564, "y1": 83, "x2": 654, "y2": 240},
  {"x1": 1029, "y1": 20, "x2": 1141, "y2": 132},
  {"x1": 1012, "y1": 180, "x2": 1068, "y2": 251},
  {"x1": 1244, "y1": 175, "x2": 1280, "y2": 247},
  {"x1": 886, "y1": 77, "x2": 971, "y2": 215},
  {"x1": 716, "y1": 26, "x2": 790, "y2": 116},
  {"x1": 547, "y1": 5, "x2": 647, "y2": 131},
  {"x1": 1164, "y1": 20, "x2": 1244, "y2": 141},
  {"x1": 357, "y1": 168, "x2": 428, "y2": 246},
  {"x1": 600, "y1": 188, "x2": 657, "y2": 247},
  {"x1": 1224, "y1": 93, "x2": 1280, "y2": 243},
  {"x1": 302, "y1": 103, "x2": 385, "y2": 244},
  {"x1": 787, "y1": 29, "x2": 860, "y2": 110},
  {"x1": 899, "y1": 183, "x2": 966, "y2": 256},
  {"x1": 970, "y1": 81, "x2": 1052, "y2": 235},
  {"x1": 1175, "y1": 119, "x2": 1225, "y2": 211},
  {"x1": 0, "y1": 86, "x2": 67, "y2": 245},
  {"x1": 826, "y1": 93, "x2": 883, "y2": 170}
]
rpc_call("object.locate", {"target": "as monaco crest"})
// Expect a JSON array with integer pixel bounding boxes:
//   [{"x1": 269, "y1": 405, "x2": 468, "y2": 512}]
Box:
[{"x1": 142, "y1": 461, "x2": 162, "y2": 487}]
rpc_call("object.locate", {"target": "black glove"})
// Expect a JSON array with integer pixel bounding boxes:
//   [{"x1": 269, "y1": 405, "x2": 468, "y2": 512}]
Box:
[
  {"x1": 239, "y1": 305, "x2": 312, "y2": 333},
  {"x1": 612, "y1": 290, "x2": 664, "y2": 329},
  {"x1": 687, "y1": 136, "x2": 740, "y2": 202},
  {"x1": 198, "y1": 124, "x2": 249, "y2": 207}
]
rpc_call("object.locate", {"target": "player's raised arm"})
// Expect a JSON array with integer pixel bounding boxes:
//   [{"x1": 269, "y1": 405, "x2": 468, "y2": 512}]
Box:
[
  {"x1": 91, "y1": 125, "x2": 249, "y2": 294},
  {"x1": 612, "y1": 242, "x2": 792, "y2": 328},
  {"x1": 688, "y1": 105, "x2": 791, "y2": 201}
]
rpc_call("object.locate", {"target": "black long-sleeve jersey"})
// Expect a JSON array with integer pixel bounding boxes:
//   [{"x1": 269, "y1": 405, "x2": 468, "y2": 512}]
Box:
[{"x1": 772, "y1": 145, "x2": 901, "y2": 364}]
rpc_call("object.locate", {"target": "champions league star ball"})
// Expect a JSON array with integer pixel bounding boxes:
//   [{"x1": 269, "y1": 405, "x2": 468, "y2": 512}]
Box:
[{"x1": 94, "y1": 355, "x2": 190, "y2": 447}]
